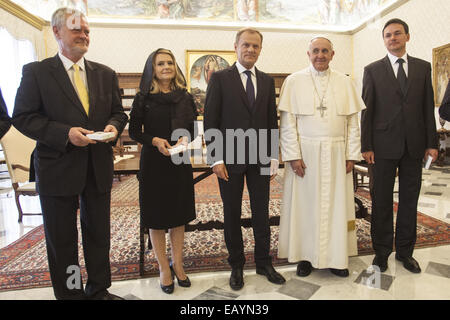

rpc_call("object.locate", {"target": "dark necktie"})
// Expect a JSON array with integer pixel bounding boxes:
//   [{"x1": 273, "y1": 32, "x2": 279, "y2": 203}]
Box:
[
  {"x1": 244, "y1": 70, "x2": 255, "y2": 107},
  {"x1": 397, "y1": 58, "x2": 407, "y2": 95}
]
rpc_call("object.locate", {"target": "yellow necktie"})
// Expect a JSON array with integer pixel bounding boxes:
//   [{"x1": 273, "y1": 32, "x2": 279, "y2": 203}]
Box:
[{"x1": 73, "y1": 64, "x2": 89, "y2": 115}]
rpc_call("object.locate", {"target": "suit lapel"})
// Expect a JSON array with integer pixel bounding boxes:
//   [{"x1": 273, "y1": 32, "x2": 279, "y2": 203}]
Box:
[
  {"x1": 229, "y1": 64, "x2": 252, "y2": 114},
  {"x1": 49, "y1": 55, "x2": 88, "y2": 118},
  {"x1": 382, "y1": 55, "x2": 402, "y2": 95},
  {"x1": 254, "y1": 68, "x2": 264, "y2": 113},
  {"x1": 85, "y1": 59, "x2": 97, "y2": 119},
  {"x1": 404, "y1": 54, "x2": 415, "y2": 97}
]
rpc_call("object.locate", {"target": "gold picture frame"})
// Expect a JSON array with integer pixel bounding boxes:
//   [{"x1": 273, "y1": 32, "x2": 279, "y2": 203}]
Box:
[
  {"x1": 185, "y1": 50, "x2": 236, "y2": 116},
  {"x1": 432, "y1": 43, "x2": 450, "y2": 106}
]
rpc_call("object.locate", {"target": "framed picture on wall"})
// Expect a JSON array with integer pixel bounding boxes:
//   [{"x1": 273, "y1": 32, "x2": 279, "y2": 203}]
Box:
[
  {"x1": 185, "y1": 50, "x2": 236, "y2": 116},
  {"x1": 432, "y1": 43, "x2": 450, "y2": 106}
]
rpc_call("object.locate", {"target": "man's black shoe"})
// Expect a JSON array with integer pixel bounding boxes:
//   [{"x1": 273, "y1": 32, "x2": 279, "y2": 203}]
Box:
[
  {"x1": 395, "y1": 254, "x2": 421, "y2": 273},
  {"x1": 229, "y1": 267, "x2": 244, "y2": 291},
  {"x1": 296, "y1": 261, "x2": 312, "y2": 277},
  {"x1": 256, "y1": 265, "x2": 286, "y2": 285},
  {"x1": 372, "y1": 255, "x2": 388, "y2": 272},
  {"x1": 329, "y1": 268, "x2": 349, "y2": 277}
]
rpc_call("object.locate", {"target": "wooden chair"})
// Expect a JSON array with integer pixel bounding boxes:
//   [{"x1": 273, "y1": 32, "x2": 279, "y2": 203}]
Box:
[{"x1": 0, "y1": 126, "x2": 40, "y2": 222}]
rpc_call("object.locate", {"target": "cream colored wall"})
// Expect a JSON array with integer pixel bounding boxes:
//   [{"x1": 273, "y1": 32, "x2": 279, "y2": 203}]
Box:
[
  {"x1": 5, "y1": 0, "x2": 450, "y2": 138},
  {"x1": 5, "y1": 0, "x2": 450, "y2": 96},
  {"x1": 42, "y1": 25, "x2": 352, "y2": 77},
  {"x1": 353, "y1": 0, "x2": 450, "y2": 90}
]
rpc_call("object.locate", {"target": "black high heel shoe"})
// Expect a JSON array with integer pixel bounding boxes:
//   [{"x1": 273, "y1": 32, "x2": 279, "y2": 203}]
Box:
[
  {"x1": 160, "y1": 282, "x2": 174, "y2": 294},
  {"x1": 160, "y1": 271, "x2": 175, "y2": 294},
  {"x1": 170, "y1": 263, "x2": 191, "y2": 287}
]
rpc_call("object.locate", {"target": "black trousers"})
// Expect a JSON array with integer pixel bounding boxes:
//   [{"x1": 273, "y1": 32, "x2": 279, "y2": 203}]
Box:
[
  {"x1": 39, "y1": 156, "x2": 111, "y2": 300},
  {"x1": 218, "y1": 165, "x2": 272, "y2": 269},
  {"x1": 371, "y1": 151, "x2": 422, "y2": 259}
]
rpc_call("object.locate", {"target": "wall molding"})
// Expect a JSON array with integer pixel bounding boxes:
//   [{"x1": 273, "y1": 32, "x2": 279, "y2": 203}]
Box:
[
  {"x1": 350, "y1": 0, "x2": 409, "y2": 35},
  {"x1": 0, "y1": 0, "x2": 45, "y2": 30},
  {"x1": 88, "y1": 18, "x2": 353, "y2": 35}
]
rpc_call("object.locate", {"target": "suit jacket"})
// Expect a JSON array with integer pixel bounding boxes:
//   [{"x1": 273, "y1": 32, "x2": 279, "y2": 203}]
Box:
[
  {"x1": 361, "y1": 55, "x2": 438, "y2": 159},
  {"x1": 0, "y1": 88, "x2": 11, "y2": 139},
  {"x1": 438, "y1": 81, "x2": 450, "y2": 121},
  {"x1": 12, "y1": 55, "x2": 128, "y2": 196},
  {"x1": 203, "y1": 63, "x2": 278, "y2": 173}
]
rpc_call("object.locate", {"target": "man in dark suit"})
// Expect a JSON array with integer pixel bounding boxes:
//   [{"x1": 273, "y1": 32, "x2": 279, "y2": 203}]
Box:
[
  {"x1": 12, "y1": 8, "x2": 128, "y2": 300},
  {"x1": 0, "y1": 88, "x2": 11, "y2": 139},
  {"x1": 204, "y1": 28, "x2": 285, "y2": 290},
  {"x1": 439, "y1": 81, "x2": 450, "y2": 121},
  {"x1": 361, "y1": 18, "x2": 438, "y2": 274}
]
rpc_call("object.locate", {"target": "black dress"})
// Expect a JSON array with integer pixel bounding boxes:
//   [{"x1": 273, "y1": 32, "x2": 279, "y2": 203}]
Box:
[{"x1": 129, "y1": 89, "x2": 197, "y2": 229}]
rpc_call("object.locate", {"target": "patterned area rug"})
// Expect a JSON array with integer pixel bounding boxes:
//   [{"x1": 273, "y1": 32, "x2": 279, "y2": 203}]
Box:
[
  {"x1": 354, "y1": 190, "x2": 450, "y2": 254},
  {"x1": 1, "y1": 174, "x2": 449, "y2": 292}
]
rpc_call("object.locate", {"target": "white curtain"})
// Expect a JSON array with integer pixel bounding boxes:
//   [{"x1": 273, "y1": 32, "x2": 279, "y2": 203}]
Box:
[{"x1": 0, "y1": 27, "x2": 36, "y2": 116}]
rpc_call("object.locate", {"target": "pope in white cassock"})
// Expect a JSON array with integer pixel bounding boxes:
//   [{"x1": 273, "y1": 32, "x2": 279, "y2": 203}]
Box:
[{"x1": 277, "y1": 37, "x2": 366, "y2": 277}]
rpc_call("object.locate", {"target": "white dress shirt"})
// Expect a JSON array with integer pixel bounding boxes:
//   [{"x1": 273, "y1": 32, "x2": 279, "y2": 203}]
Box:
[
  {"x1": 58, "y1": 52, "x2": 89, "y2": 98},
  {"x1": 387, "y1": 51, "x2": 408, "y2": 78},
  {"x1": 235, "y1": 60, "x2": 257, "y2": 99}
]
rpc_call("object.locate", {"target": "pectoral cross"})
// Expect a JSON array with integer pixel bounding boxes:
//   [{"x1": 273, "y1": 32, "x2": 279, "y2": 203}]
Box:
[
  {"x1": 310, "y1": 71, "x2": 330, "y2": 118},
  {"x1": 317, "y1": 103, "x2": 327, "y2": 117}
]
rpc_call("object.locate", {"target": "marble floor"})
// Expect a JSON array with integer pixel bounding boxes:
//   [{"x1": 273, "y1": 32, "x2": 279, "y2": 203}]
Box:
[{"x1": 0, "y1": 163, "x2": 449, "y2": 300}]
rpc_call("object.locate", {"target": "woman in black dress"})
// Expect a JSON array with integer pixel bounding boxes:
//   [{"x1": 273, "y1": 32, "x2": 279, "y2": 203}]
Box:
[{"x1": 129, "y1": 48, "x2": 197, "y2": 294}]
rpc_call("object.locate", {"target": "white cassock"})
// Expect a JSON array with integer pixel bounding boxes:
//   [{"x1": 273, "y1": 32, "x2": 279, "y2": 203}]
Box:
[{"x1": 277, "y1": 65, "x2": 366, "y2": 269}]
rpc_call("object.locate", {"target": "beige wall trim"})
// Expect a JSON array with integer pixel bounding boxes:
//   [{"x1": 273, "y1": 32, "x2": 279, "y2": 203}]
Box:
[
  {"x1": 88, "y1": 19, "x2": 353, "y2": 35},
  {"x1": 0, "y1": 0, "x2": 45, "y2": 30}
]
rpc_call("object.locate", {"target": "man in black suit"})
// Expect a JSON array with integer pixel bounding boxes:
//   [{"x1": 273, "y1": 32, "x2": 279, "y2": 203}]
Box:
[
  {"x1": 361, "y1": 18, "x2": 438, "y2": 274},
  {"x1": 12, "y1": 8, "x2": 128, "y2": 300},
  {"x1": 0, "y1": 88, "x2": 11, "y2": 139},
  {"x1": 204, "y1": 28, "x2": 285, "y2": 290},
  {"x1": 439, "y1": 82, "x2": 450, "y2": 121}
]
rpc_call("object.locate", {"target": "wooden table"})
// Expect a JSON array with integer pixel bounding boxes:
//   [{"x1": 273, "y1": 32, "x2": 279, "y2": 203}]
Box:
[
  {"x1": 114, "y1": 156, "x2": 140, "y2": 175},
  {"x1": 113, "y1": 155, "x2": 214, "y2": 181}
]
